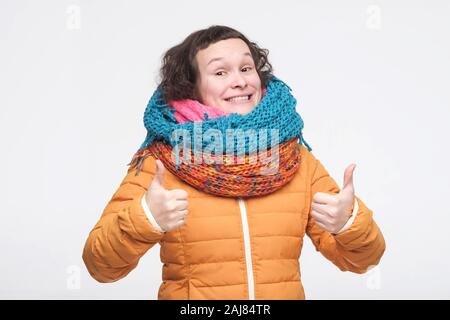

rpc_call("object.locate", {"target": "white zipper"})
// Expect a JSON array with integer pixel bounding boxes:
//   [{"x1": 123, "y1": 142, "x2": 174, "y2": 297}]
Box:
[{"x1": 238, "y1": 197, "x2": 255, "y2": 300}]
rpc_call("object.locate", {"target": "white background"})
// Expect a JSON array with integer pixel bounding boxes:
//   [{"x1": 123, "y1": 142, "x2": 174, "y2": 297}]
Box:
[{"x1": 1, "y1": 0, "x2": 449, "y2": 299}]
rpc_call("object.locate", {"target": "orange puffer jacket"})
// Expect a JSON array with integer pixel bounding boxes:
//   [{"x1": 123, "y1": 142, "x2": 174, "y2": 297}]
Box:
[{"x1": 83, "y1": 144, "x2": 386, "y2": 299}]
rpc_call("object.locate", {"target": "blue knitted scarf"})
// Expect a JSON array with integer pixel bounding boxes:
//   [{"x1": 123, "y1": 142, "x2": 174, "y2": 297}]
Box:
[{"x1": 136, "y1": 76, "x2": 312, "y2": 157}]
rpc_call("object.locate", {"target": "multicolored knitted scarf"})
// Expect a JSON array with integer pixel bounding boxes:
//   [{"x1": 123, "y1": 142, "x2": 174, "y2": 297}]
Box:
[{"x1": 128, "y1": 76, "x2": 312, "y2": 198}]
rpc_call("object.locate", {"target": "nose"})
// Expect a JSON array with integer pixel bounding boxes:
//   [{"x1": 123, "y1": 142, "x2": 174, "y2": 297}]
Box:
[{"x1": 230, "y1": 72, "x2": 247, "y2": 88}]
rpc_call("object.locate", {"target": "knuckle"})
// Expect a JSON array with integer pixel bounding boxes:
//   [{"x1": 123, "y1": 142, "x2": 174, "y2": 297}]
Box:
[{"x1": 180, "y1": 190, "x2": 188, "y2": 198}]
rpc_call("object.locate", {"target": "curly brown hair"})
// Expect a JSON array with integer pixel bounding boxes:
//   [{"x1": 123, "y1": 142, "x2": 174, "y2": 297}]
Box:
[{"x1": 158, "y1": 25, "x2": 273, "y2": 102}]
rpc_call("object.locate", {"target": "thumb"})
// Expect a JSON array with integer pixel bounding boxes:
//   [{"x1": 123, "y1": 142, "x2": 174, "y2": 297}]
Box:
[
  {"x1": 150, "y1": 159, "x2": 165, "y2": 189},
  {"x1": 342, "y1": 163, "x2": 356, "y2": 193}
]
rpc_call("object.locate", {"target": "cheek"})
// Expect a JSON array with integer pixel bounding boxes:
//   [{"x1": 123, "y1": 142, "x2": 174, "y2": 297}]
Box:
[
  {"x1": 201, "y1": 84, "x2": 225, "y2": 102},
  {"x1": 248, "y1": 75, "x2": 262, "y2": 91}
]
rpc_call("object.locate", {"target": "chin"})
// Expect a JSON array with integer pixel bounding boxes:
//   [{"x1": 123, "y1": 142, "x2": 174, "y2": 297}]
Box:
[
  {"x1": 240, "y1": 106, "x2": 257, "y2": 115},
  {"x1": 220, "y1": 102, "x2": 258, "y2": 115}
]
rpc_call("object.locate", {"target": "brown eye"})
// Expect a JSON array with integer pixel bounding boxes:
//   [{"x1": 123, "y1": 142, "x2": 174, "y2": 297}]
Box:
[
  {"x1": 216, "y1": 71, "x2": 224, "y2": 76},
  {"x1": 242, "y1": 67, "x2": 252, "y2": 72}
]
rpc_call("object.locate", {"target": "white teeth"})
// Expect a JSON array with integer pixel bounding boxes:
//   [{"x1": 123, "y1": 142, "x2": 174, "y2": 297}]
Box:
[{"x1": 226, "y1": 95, "x2": 250, "y2": 102}]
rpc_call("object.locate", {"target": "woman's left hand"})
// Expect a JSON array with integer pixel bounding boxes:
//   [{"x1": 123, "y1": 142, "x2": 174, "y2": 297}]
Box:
[{"x1": 310, "y1": 164, "x2": 356, "y2": 234}]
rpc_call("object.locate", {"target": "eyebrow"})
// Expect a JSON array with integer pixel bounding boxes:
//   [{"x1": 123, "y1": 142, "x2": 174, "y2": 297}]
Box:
[{"x1": 207, "y1": 52, "x2": 252, "y2": 66}]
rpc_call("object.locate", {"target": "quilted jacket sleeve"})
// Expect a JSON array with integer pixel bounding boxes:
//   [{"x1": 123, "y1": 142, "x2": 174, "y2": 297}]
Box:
[
  {"x1": 305, "y1": 150, "x2": 386, "y2": 274},
  {"x1": 82, "y1": 155, "x2": 164, "y2": 283}
]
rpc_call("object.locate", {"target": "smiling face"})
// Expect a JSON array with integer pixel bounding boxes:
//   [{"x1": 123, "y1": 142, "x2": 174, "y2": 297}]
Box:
[{"x1": 194, "y1": 38, "x2": 262, "y2": 115}]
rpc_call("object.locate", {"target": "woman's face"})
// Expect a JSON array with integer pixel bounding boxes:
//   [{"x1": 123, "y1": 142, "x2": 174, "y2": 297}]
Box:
[{"x1": 194, "y1": 38, "x2": 262, "y2": 115}]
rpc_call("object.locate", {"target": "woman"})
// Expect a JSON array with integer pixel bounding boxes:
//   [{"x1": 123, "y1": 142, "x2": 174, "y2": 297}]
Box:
[{"x1": 82, "y1": 25, "x2": 386, "y2": 300}]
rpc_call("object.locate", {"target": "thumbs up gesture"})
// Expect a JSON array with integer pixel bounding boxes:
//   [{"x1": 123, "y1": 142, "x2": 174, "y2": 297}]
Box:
[
  {"x1": 145, "y1": 160, "x2": 189, "y2": 232},
  {"x1": 310, "y1": 164, "x2": 356, "y2": 234}
]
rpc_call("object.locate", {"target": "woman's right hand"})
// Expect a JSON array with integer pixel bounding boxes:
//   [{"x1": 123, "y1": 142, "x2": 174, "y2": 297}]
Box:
[{"x1": 145, "y1": 159, "x2": 189, "y2": 232}]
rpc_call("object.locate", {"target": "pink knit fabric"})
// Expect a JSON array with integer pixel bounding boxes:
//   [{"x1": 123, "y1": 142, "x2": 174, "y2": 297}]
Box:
[
  {"x1": 171, "y1": 88, "x2": 267, "y2": 124},
  {"x1": 171, "y1": 99, "x2": 228, "y2": 124}
]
